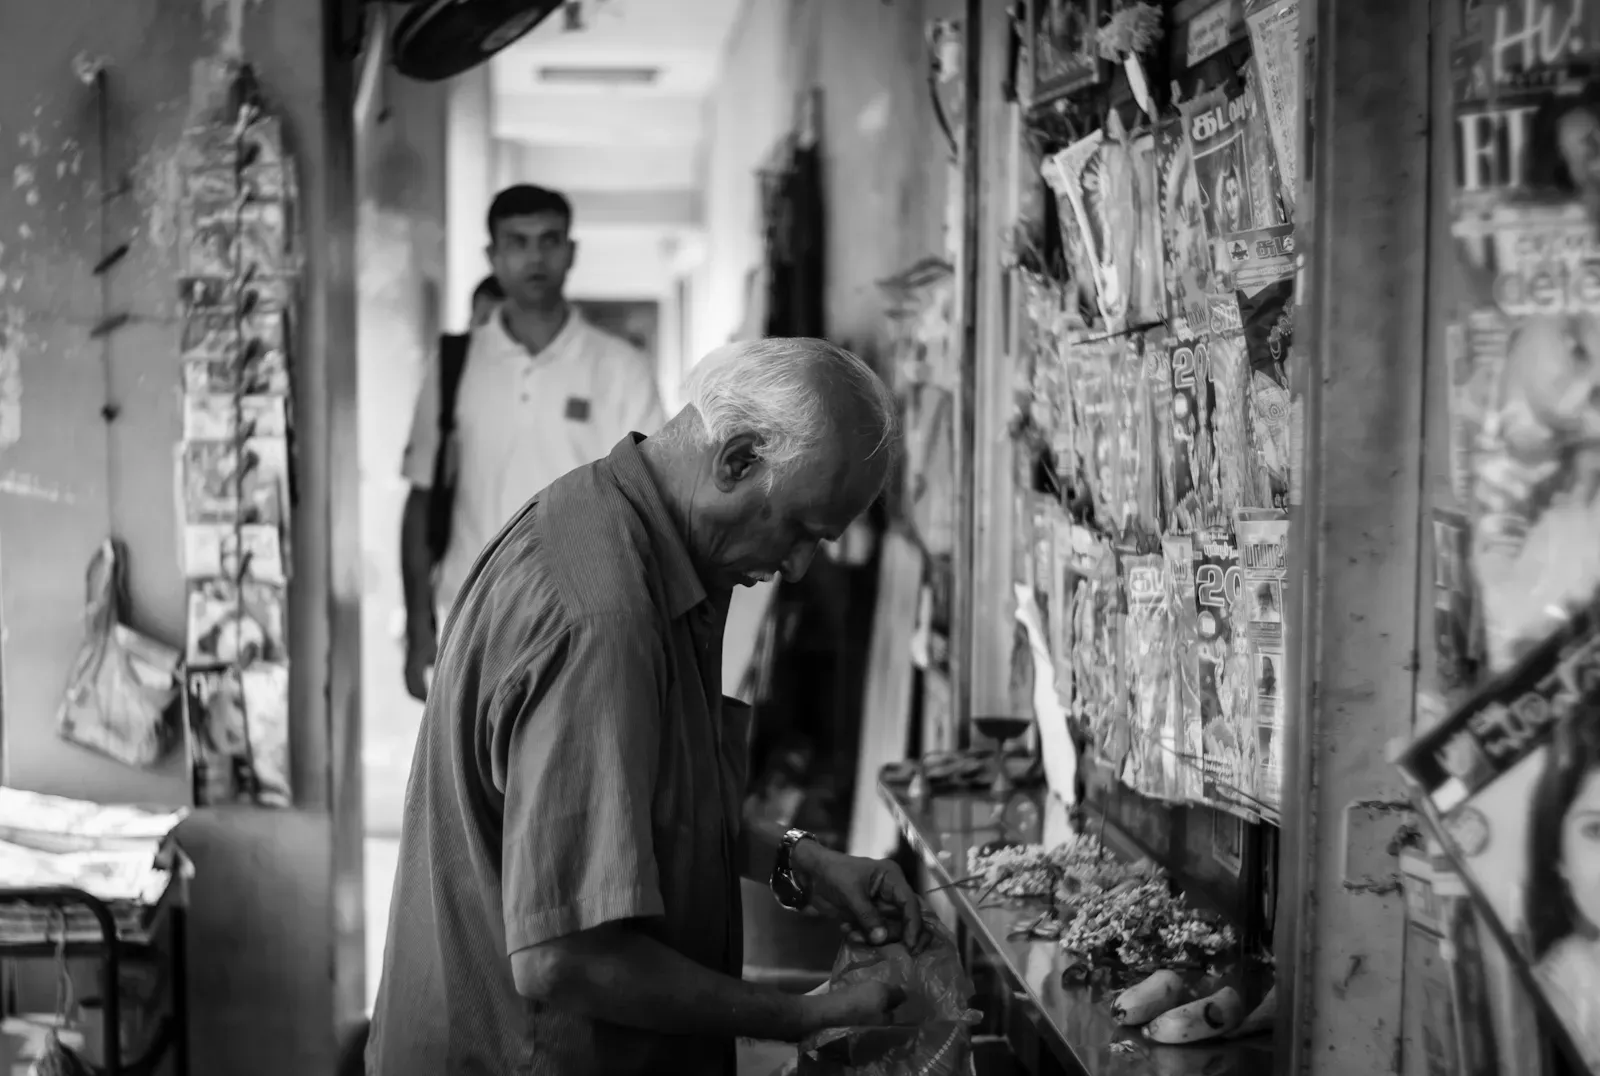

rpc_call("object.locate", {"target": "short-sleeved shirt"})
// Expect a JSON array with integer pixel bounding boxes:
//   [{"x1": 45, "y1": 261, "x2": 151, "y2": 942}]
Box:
[
  {"x1": 367, "y1": 435, "x2": 747, "y2": 1076},
  {"x1": 401, "y1": 308, "x2": 667, "y2": 616}
]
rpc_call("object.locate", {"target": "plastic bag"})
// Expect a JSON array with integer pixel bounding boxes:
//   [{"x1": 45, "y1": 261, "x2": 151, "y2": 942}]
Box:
[
  {"x1": 56, "y1": 540, "x2": 183, "y2": 769},
  {"x1": 797, "y1": 918, "x2": 982, "y2": 1076}
]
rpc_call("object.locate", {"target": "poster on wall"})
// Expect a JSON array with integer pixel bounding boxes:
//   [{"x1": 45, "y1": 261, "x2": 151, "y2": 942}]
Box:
[{"x1": 1026, "y1": 0, "x2": 1106, "y2": 107}]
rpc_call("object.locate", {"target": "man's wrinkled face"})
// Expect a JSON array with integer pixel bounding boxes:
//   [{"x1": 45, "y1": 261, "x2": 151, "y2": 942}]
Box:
[
  {"x1": 488, "y1": 211, "x2": 575, "y2": 309},
  {"x1": 690, "y1": 428, "x2": 888, "y2": 591}
]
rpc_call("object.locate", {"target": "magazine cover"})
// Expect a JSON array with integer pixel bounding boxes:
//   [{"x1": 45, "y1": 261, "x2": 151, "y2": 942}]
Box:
[
  {"x1": 187, "y1": 665, "x2": 290, "y2": 808},
  {"x1": 237, "y1": 201, "x2": 290, "y2": 276},
  {"x1": 1194, "y1": 523, "x2": 1259, "y2": 821},
  {"x1": 183, "y1": 523, "x2": 285, "y2": 583},
  {"x1": 1396, "y1": 610, "x2": 1600, "y2": 1073},
  {"x1": 1154, "y1": 118, "x2": 1218, "y2": 341},
  {"x1": 182, "y1": 310, "x2": 290, "y2": 396},
  {"x1": 183, "y1": 198, "x2": 237, "y2": 277},
  {"x1": 181, "y1": 436, "x2": 289, "y2": 526},
  {"x1": 181, "y1": 393, "x2": 288, "y2": 442},
  {"x1": 185, "y1": 578, "x2": 287, "y2": 668}
]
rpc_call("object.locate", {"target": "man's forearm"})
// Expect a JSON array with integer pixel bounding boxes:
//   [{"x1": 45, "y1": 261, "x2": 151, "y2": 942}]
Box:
[
  {"x1": 399, "y1": 488, "x2": 435, "y2": 635},
  {"x1": 738, "y1": 817, "x2": 790, "y2": 886},
  {"x1": 515, "y1": 924, "x2": 818, "y2": 1042}
]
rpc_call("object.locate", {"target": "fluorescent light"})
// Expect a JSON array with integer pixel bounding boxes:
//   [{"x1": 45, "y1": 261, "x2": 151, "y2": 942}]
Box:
[{"x1": 536, "y1": 65, "x2": 660, "y2": 85}]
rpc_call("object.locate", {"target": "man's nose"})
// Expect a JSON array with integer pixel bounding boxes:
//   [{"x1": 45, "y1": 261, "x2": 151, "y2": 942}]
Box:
[{"x1": 780, "y1": 542, "x2": 818, "y2": 583}]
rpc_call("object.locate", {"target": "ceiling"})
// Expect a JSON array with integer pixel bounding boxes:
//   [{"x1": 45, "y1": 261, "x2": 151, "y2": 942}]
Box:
[{"x1": 490, "y1": 0, "x2": 747, "y2": 148}]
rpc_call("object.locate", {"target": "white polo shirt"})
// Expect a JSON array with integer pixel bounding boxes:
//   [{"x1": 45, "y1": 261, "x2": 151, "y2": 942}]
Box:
[{"x1": 402, "y1": 308, "x2": 666, "y2": 617}]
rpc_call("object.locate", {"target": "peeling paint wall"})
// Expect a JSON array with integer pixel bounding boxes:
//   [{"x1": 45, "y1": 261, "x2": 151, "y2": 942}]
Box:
[{"x1": 0, "y1": 0, "x2": 359, "y2": 1072}]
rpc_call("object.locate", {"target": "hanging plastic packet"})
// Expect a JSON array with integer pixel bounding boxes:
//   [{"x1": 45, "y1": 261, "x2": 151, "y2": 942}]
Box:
[
  {"x1": 1168, "y1": 336, "x2": 1216, "y2": 529},
  {"x1": 1250, "y1": 368, "x2": 1292, "y2": 508},
  {"x1": 1245, "y1": 0, "x2": 1301, "y2": 216},
  {"x1": 1156, "y1": 118, "x2": 1217, "y2": 340},
  {"x1": 1236, "y1": 511, "x2": 1289, "y2": 824},
  {"x1": 1046, "y1": 128, "x2": 1137, "y2": 333},
  {"x1": 55, "y1": 540, "x2": 183, "y2": 770},
  {"x1": 1206, "y1": 331, "x2": 1268, "y2": 514},
  {"x1": 1052, "y1": 518, "x2": 1095, "y2": 701},
  {"x1": 799, "y1": 917, "x2": 982, "y2": 1076},
  {"x1": 1087, "y1": 113, "x2": 1143, "y2": 333},
  {"x1": 1239, "y1": 66, "x2": 1288, "y2": 230},
  {"x1": 1163, "y1": 534, "x2": 1203, "y2": 801},
  {"x1": 1031, "y1": 495, "x2": 1057, "y2": 611},
  {"x1": 1042, "y1": 141, "x2": 1104, "y2": 332},
  {"x1": 1238, "y1": 278, "x2": 1295, "y2": 379},
  {"x1": 1076, "y1": 343, "x2": 1120, "y2": 532},
  {"x1": 1123, "y1": 553, "x2": 1173, "y2": 799},
  {"x1": 1194, "y1": 525, "x2": 1258, "y2": 820},
  {"x1": 1130, "y1": 132, "x2": 1166, "y2": 327},
  {"x1": 1073, "y1": 541, "x2": 1123, "y2": 766},
  {"x1": 1130, "y1": 339, "x2": 1163, "y2": 538},
  {"x1": 1109, "y1": 341, "x2": 1148, "y2": 538},
  {"x1": 1146, "y1": 343, "x2": 1179, "y2": 530}
]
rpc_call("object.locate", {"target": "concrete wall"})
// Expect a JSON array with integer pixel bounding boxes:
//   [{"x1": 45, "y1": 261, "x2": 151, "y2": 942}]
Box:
[
  {"x1": 697, "y1": 0, "x2": 949, "y2": 363},
  {"x1": 0, "y1": 1, "x2": 361, "y2": 1071}
]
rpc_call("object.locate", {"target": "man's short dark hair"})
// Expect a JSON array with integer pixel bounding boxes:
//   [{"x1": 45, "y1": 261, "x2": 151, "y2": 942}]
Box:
[
  {"x1": 473, "y1": 276, "x2": 504, "y2": 304},
  {"x1": 487, "y1": 185, "x2": 572, "y2": 241}
]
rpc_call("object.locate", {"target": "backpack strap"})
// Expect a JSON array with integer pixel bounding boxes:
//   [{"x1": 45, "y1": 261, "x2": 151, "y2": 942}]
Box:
[
  {"x1": 427, "y1": 333, "x2": 472, "y2": 563},
  {"x1": 438, "y1": 333, "x2": 471, "y2": 439}
]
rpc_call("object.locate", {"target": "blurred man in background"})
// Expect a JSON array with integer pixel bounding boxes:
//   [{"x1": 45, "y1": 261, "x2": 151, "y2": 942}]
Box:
[{"x1": 399, "y1": 184, "x2": 665, "y2": 700}]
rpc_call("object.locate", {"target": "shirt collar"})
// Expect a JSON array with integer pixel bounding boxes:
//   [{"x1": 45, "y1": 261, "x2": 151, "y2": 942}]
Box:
[
  {"x1": 485, "y1": 304, "x2": 585, "y2": 360},
  {"x1": 604, "y1": 434, "x2": 708, "y2": 617}
]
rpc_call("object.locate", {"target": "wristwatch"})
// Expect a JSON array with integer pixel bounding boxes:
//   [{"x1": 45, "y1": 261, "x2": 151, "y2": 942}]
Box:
[{"x1": 770, "y1": 828, "x2": 815, "y2": 911}]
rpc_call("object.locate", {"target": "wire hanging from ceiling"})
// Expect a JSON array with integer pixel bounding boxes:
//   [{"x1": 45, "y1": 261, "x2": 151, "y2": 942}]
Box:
[{"x1": 561, "y1": 0, "x2": 617, "y2": 33}]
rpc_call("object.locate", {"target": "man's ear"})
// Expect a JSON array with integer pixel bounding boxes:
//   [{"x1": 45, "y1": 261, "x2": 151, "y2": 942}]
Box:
[{"x1": 712, "y1": 433, "x2": 764, "y2": 492}]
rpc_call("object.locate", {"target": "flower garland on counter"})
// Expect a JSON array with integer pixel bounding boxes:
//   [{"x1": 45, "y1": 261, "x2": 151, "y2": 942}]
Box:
[{"x1": 965, "y1": 838, "x2": 1237, "y2": 982}]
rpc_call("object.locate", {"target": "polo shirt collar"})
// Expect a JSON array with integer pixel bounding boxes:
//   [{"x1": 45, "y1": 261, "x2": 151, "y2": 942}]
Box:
[
  {"x1": 605, "y1": 434, "x2": 708, "y2": 617},
  {"x1": 486, "y1": 304, "x2": 585, "y2": 360}
]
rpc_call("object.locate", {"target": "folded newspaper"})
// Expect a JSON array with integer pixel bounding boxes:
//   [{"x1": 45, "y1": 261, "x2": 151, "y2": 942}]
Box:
[{"x1": 0, "y1": 787, "x2": 189, "y2": 905}]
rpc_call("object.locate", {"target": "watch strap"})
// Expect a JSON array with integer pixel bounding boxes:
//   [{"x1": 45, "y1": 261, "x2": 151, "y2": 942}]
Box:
[{"x1": 771, "y1": 828, "x2": 815, "y2": 910}]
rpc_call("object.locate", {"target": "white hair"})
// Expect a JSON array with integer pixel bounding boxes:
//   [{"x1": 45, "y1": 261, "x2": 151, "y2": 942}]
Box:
[{"x1": 681, "y1": 337, "x2": 899, "y2": 488}]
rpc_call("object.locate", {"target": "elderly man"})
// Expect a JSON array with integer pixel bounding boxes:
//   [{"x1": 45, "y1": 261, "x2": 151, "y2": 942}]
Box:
[{"x1": 367, "y1": 337, "x2": 922, "y2": 1076}]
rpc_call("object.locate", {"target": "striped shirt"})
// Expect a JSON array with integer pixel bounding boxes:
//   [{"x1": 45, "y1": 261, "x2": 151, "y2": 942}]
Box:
[{"x1": 367, "y1": 435, "x2": 746, "y2": 1076}]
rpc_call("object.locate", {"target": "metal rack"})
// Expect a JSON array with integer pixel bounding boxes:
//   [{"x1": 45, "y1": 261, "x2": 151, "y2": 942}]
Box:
[{"x1": 0, "y1": 885, "x2": 188, "y2": 1076}]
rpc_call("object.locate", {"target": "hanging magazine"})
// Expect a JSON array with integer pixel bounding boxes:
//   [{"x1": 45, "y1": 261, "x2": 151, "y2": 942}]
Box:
[{"x1": 1395, "y1": 610, "x2": 1600, "y2": 1074}]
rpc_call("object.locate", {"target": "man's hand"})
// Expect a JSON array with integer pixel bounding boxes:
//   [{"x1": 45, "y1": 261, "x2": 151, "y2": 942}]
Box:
[
  {"x1": 404, "y1": 625, "x2": 436, "y2": 702},
  {"x1": 800, "y1": 981, "x2": 908, "y2": 1034},
  {"x1": 792, "y1": 843, "x2": 927, "y2": 953}
]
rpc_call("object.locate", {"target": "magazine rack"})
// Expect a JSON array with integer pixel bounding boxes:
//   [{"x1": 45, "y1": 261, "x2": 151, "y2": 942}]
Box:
[
  {"x1": 0, "y1": 883, "x2": 189, "y2": 1076},
  {"x1": 178, "y1": 61, "x2": 298, "y2": 808}
]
